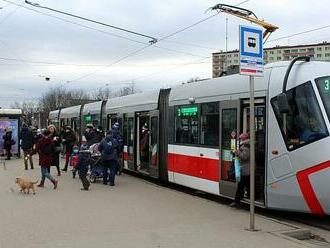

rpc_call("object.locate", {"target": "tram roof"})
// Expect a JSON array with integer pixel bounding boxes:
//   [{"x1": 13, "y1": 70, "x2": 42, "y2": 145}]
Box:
[
  {"x1": 169, "y1": 71, "x2": 270, "y2": 106},
  {"x1": 82, "y1": 101, "x2": 104, "y2": 116},
  {"x1": 105, "y1": 90, "x2": 160, "y2": 114},
  {"x1": 49, "y1": 110, "x2": 59, "y2": 119},
  {"x1": 59, "y1": 105, "x2": 82, "y2": 119}
]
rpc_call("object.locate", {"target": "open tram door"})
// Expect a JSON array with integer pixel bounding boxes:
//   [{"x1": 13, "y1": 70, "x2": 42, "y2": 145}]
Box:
[
  {"x1": 149, "y1": 110, "x2": 159, "y2": 178},
  {"x1": 219, "y1": 100, "x2": 240, "y2": 198},
  {"x1": 125, "y1": 113, "x2": 135, "y2": 171}
]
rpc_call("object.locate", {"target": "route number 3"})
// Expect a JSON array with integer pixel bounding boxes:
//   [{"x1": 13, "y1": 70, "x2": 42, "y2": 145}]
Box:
[{"x1": 325, "y1": 79, "x2": 330, "y2": 91}]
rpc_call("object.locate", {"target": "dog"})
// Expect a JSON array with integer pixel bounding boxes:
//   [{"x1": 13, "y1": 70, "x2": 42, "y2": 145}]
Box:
[{"x1": 15, "y1": 177, "x2": 38, "y2": 195}]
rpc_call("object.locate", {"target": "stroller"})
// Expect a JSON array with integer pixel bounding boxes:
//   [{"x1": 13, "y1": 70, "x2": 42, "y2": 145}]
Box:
[{"x1": 89, "y1": 143, "x2": 104, "y2": 183}]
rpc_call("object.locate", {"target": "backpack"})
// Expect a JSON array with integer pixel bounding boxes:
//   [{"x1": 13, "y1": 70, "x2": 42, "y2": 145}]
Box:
[{"x1": 103, "y1": 140, "x2": 114, "y2": 155}]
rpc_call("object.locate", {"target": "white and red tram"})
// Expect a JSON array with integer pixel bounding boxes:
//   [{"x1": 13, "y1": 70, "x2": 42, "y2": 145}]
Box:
[{"x1": 49, "y1": 59, "x2": 330, "y2": 215}]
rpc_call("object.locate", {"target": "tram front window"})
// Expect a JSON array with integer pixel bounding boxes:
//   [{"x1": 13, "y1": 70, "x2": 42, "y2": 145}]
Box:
[{"x1": 272, "y1": 81, "x2": 328, "y2": 150}]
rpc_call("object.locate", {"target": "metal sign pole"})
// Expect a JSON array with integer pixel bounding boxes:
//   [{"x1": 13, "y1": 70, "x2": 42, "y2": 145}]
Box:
[{"x1": 249, "y1": 75, "x2": 256, "y2": 231}]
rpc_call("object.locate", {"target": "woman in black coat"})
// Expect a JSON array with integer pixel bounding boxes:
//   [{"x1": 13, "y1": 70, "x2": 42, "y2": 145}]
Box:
[
  {"x1": 3, "y1": 128, "x2": 13, "y2": 160},
  {"x1": 48, "y1": 125, "x2": 61, "y2": 176}
]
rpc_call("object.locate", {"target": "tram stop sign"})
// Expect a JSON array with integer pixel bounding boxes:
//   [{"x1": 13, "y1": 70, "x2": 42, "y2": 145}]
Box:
[{"x1": 239, "y1": 25, "x2": 264, "y2": 77}]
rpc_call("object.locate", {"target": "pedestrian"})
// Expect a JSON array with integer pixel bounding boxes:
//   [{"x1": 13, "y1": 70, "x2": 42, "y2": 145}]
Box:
[
  {"x1": 230, "y1": 132, "x2": 250, "y2": 208},
  {"x1": 112, "y1": 123, "x2": 124, "y2": 175},
  {"x1": 99, "y1": 130, "x2": 119, "y2": 186},
  {"x1": 84, "y1": 124, "x2": 98, "y2": 146},
  {"x1": 21, "y1": 123, "x2": 34, "y2": 170},
  {"x1": 61, "y1": 126, "x2": 77, "y2": 172},
  {"x1": 36, "y1": 129, "x2": 58, "y2": 189},
  {"x1": 32, "y1": 127, "x2": 42, "y2": 146},
  {"x1": 76, "y1": 144, "x2": 91, "y2": 191},
  {"x1": 48, "y1": 125, "x2": 61, "y2": 176},
  {"x1": 3, "y1": 127, "x2": 14, "y2": 160},
  {"x1": 96, "y1": 126, "x2": 104, "y2": 143},
  {"x1": 59, "y1": 126, "x2": 66, "y2": 158}
]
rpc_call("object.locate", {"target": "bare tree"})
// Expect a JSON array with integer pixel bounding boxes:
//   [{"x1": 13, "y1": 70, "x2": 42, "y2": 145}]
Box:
[
  {"x1": 11, "y1": 101, "x2": 39, "y2": 126},
  {"x1": 116, "y1": 83, "x2": 141, "y2": 97},
  {"x1": 92, "y1": 87, "x2": 113, "y2": 100}
]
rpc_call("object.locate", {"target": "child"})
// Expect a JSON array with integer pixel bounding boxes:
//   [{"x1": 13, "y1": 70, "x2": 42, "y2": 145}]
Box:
[
  {"x1": 70, "y1": 145, "x2": 80, "y2": 178},
  {"x1": 76, "y1": 144, "x2": 91, "y2": 191}
]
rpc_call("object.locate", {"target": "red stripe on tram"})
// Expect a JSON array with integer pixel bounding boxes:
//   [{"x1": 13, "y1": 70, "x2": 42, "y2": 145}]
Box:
[
  {"x1": 296, "y1": 161, "x2": 330, "y2": 215},
  {"x1": 168, "y1": 153, "x2": 219, "y2": 182}
]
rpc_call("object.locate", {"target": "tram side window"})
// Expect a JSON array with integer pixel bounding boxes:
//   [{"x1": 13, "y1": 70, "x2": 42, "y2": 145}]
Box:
[
  {"x1": 175, "y1": 105, "x2": 199, "y2": 144},
  {"x1": 271, "y1": 81, "x2": 328, "y2": 150},
  {"x1": 200, "y1": 102, "x2": 219, "y2": 146}
]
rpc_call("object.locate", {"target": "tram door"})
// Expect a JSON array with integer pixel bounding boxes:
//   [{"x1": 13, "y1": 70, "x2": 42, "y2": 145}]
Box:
[
  {"x1": 149, "y1": 110, "x2": 159, "y2": 178},
  {"x1": 126, "y1": 114, "x2": 135, "y2": 170},
  {"x1": 219, "y1": 100, "x2": 240, "y2": 198}
]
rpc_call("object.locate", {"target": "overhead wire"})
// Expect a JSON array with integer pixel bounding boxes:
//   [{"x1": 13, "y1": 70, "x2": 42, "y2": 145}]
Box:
[
  {"x1": 266, "y1": 24, "x2": 330, "y2": 43},
  {"x1": 24, "y1": 0, "x2": 158, "y2": 43}
]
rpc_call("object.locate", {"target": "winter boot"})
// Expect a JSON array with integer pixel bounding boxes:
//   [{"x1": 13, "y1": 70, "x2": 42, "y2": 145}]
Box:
[
  {"x1": 37, "y1": 180, "x2": 45, "y2": 188},
  {"x1": 52, "y1": 179, "x2": 58, "y2": 190}
]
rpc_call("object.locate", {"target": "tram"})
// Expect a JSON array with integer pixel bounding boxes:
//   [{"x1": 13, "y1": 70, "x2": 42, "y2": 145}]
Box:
[{"x1": 49, "y1": 58, "x2": 330, "y2": 215}]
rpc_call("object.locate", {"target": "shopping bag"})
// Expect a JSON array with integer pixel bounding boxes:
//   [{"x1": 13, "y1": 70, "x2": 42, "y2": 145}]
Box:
[{"x1": 234, "y1": 157, "x2": 241, "y2": 182}]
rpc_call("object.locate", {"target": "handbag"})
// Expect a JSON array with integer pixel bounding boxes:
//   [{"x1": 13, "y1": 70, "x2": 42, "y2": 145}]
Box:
[{"x1": 234, "y1": 157, "x2": 241, "y2": 182}]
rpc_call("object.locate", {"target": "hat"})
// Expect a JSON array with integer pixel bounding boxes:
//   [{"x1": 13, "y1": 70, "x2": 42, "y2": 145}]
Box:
[
  {"x1": 80, "y1": 144, "x2": 89, "y2": 151},
  {"x1": 112, "y1": 122, "x2": 120, "y2": 130},
  {"x1": 239, "y1": 132, "x2": 250, "y2": 145}
]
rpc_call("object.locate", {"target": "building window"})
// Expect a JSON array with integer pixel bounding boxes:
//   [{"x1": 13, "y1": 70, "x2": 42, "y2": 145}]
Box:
[
  {"x1": 317, "y1": 54, "x2": 322, "y2": 58},
  {"x1": 234, "y1": 60, "x2": 238, "y2": 63},
  {"x1": 200, "y1": 102, "x2": 219, "y2": 146},
  {"x1": 291, "y1": 49, "x2": 298, "y2": 53},
  {"x1": 270, "y1": 51, "x2": 274, "y2": 55},
  {"x1": 269, "y1": 57, "x2": 274, "y2": 61},
  {"x1": 234, "y1": 54, "x2": 238, "y2": 57},
  {"x1": 227, "y1": 54, "x2": 232, "y2": 58},
  {"x1": 325, "y1": 47, "x2": 330, "y2": 51},
  {"x1": 299, "y1": 49, "x2": 306, "y2": 52},
  {"x1": 277, "y1": 57, "x2": 281, "y2": 60},
  {"x1": 317, "y1": 47, "x2": 322, "y2": 51},
  {"x1": 325, "y1": 53, "x2": 330, "y2": 57},
  {"x1": 271, "y1": 81, "x2": 328, "y2": 151},
  {"x1": 277, "y1": 50, "x2": 281, "y2": 54},
  {"x1": 175, "y1": 105, "x2": 199, "y2": 144}
]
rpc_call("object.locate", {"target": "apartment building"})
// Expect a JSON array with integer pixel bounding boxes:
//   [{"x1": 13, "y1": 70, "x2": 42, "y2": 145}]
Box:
[{"x1": 212, "y1": 42, "x2": 330, "y2": 78}]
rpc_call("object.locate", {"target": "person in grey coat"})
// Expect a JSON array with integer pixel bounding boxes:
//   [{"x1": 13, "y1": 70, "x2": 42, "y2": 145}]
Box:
[{"x1": 230, "y1": 132, "x2": 250, "y2": 208}]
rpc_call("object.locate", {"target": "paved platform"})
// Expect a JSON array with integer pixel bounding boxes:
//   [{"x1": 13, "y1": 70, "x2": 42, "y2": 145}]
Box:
[{"x1": 0, "y1": 158, "x2": 328, "y2": 248}]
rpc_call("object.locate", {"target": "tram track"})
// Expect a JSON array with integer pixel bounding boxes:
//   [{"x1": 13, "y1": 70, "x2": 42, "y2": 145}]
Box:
[{"x1": 123, "y1": 171, "x2": 330, "y2": 232}]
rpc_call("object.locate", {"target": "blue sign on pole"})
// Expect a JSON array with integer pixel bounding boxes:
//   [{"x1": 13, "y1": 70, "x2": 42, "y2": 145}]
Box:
[{"x1": 239, "y1": 25, "x2": 264, "y2": 77}]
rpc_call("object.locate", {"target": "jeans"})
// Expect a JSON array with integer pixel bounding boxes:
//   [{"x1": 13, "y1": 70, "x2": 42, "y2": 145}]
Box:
[
  {"x1": 23, "y1": 150, "x2": 34, "y2": 169},
  {"x1": 41, "y1": 166, "x2": 55, "y2": 182},
  {"x1": 103, "y1": 160, "x2": 118, "y2": 185}
]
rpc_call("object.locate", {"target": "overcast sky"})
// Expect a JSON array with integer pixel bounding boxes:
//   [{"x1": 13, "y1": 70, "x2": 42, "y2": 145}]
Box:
[{"x1": 0, "y1": 0, "x2": 328, "y2": 107}]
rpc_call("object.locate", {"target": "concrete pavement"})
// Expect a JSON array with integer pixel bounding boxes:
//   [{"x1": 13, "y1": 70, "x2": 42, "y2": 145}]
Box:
[{"x1": 0, "y1": 157, "x2": 328, "y2": 248}]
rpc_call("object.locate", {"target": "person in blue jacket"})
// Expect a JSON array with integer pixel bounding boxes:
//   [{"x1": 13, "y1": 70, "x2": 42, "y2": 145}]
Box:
[
  {"x1": 76, "y1": 144, "x2": 91, "y2": 191},
  {"x1": 99, "y1": 130, "x2": 119, "y2": 186}
]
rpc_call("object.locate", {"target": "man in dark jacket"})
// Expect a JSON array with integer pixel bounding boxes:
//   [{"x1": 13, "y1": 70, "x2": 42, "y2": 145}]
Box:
[
  {"x1": 36, "y1": 130, "x2": 58, "y2": 189},
  {"x1": 99, "y1": 130, "x2": 119, "y2": 186},
  {"x1": 84, "y1": 124, "x2": 99, "y2": 146},
  {"x1": 62, "y1": 126, "x2": 77, "y2": 172},
  {"x1": 76, "y1": 144, "x2": 91, "y2": 191},
  {"x1": 21, "y1": 124, "x2": 34, "y2": 170}
]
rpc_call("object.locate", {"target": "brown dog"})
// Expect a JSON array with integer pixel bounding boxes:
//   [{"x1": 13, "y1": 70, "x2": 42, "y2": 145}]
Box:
[{"x1": 15, "y1": 177, "x2": 38, "y2": 195}]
